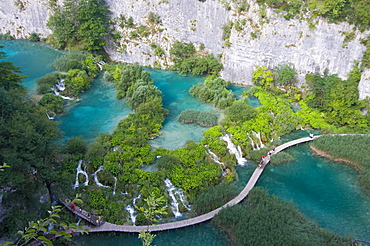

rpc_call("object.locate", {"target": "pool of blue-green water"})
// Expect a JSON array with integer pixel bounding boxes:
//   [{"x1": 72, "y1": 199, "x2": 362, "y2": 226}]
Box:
[
  {"x1": 2, "y1": 40, "x2": 370, "y2": 244},
  {"x1": 259, "y1": 131, "x2": 370, "y2": 240},
  {"x1": 0, "y1": 40, "x2": 63, "y2": 94}
]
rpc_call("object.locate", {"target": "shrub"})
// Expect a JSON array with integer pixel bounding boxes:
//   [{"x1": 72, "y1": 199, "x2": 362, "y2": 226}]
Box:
[{"x1": 28, "y1": 32, "x2": 40, "y2": 42}]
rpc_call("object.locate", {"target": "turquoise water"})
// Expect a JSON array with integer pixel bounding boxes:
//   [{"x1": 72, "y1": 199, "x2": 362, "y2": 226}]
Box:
[
  {"x1": 0, "y1": 40, "x2": 63, "y2": 93},
  {"x1": 2, "y1": 40, "x2": 370, "y2": 244},
  {"x1": 56, "y1": 75, "x2": 132, "y2": 143},
  {"x1": 74, "y1": 221, "x2": 229, "y2": 246},
  {"x1": 259, "y1": 131, "x2": 370, "y2": 240},
  {"x1": 147, "y1": 69, "x2": 219, "y2": 150}
]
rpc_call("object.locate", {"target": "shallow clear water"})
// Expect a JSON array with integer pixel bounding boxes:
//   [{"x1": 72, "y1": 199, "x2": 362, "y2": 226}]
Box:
[
  {"x1": 258, "y1": 131, "x2": 370, "y2": 240},
  {"x1": 56, "y1": 75, "x2": 132, "y2": 143},
  {"x1": 0, "y1": 40, "x2": 63, "y2": 93},
  {"x1": 73, "y1": 221, "x2": 229, "y2": 246},
  {"x1": 3, "y1": 40, "x2": 370, "y2": 244},
  {"x1": 147, "y1": 69, "x2": 219, "y2": 150}
]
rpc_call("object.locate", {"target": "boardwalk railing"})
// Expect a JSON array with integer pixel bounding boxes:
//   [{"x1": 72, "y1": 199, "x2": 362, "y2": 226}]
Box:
[
  {"x1": 81, "y1": 135, "x2": 320, "y2": 233},
  {"x1": 51, "y1": 187, "x2": 103, "y2": 227}
]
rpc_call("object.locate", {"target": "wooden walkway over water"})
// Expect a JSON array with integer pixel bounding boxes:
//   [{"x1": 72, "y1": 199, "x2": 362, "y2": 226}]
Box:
[
  {"x1": 52, "y1": 187, "x2": 103, "y2": 227},
  {"x1": 80, "y1": 135, "x2": 320, "y2": 233}
]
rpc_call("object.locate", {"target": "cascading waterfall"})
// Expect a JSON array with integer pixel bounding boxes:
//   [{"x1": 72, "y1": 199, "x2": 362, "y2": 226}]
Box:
[
  {"x1": 125, "y1": 194, "x2": 141, "y2": 225},
  {"x1": 164, "y1": 178, "x2": 191, "y2": 218},
  {"x1": 93, "y1": 166, "x2": 111, "y2": 189},
  {"x1": 252, "y1": 131, "x2": 266, "y2": 149},
  {"x1": 46, "y1": 109, "x2": 56, "y2": 120},
  {"x1": 113, "y1": 177, "x2": 117, "y2": 195},
  {"x1": 220, "y1": 134, "x2": 247, "y2": 166},
  {"x1": 206, "y1": 148, "x2": 225, "y2": 170},
  {"x1": 55, "y1": 79, "x2": 65, "y2": 91},
  {"x1": 125, "y1": 205, "x2": 136, "y2": 225},
  {"x1": 73, "y1": 160, "x2": 89, "y2": 189},
  {"x1": 51, "y1": 80, "x2": 74, "y2": 101},
  {"x1": 247, "y1": 134, "x2": 257, "y2": 150}
]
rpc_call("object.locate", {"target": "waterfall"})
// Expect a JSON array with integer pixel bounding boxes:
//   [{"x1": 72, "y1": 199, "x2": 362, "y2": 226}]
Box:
[
  {"x1": 247, "y1": 134, "x2": 257, "y2": 150},
  {"x1": 252, "y1": 131, "x2": 266, "y2": 149},
  {"x1": 60, "y1": 95, "x2": 74, "y2": 100},
  {"x1": 73, "y1": 160, "x2": 89, "y2": 189},
  {"x1": 55, "y1": 79, "x2": 65, "y2": 91},
  {"x1": 125, "y1": 205, "x2": 136, "y2": 225},
  {"x1": 164, "y1": 178, "x2": 191, "y2": 218},
  {"x1": 46, "y1": 109, "x2": 56, "y2": 120},
  {"x1": 220, "y1": 134, "x2": 248, "y2": 166},
  {"x1": 113, "y1": 177, "x2": 117, "y2": 195},
  {"x1": 206, "y1": 148, "x2": 225, "y2": 168},
  {"x1": 51, "y1": 86, "x2": 60, "y2": 96},
  {"x1": 125, "y1": 194, "x2": 141, "y2": 225},
  {"x1": 51, "y1": 81, "x2": 74, "y2": 100},
  {"x1": 93, "y1": 166, "x2": 111, "y2": 189}
]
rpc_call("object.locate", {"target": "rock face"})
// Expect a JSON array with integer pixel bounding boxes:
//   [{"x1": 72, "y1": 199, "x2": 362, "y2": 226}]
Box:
[
  {"x1": 0, "y1": 0, "x2": 368, "y2": 88},
  {"x1": 0, "y1": 0, "x2": 52, "y2": 38},
  {"x1": 359, "y1": 68, "x2": 370, "y2": 100}
]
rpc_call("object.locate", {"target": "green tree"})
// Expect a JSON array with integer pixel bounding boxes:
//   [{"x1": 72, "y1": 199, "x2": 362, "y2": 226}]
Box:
[
  {"x1": 273, "y1": 63, "x2": 296, "y2": 87},
  {"x1": 38, "y1": 93, "x2": 64, "y2": 114},
  {"x1": 135, "y1": 192, "x2": 168, "y2": 246},
  {"x1": 66, "y1": 69, "x2": 92, "y2": 95},
  {"x1": 224, "y1": 100, "x2": 257, "y2": 124},
  {"x1": 0, "y1": 47, "x2": 26, "y2": 91},
  {"x1": 47, "y1": 0, "x2": 111, "y2": 52}
]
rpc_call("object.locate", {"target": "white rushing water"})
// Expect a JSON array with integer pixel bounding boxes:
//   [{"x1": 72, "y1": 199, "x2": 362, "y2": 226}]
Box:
[
  {"x1": 46, "y1": 109, "x2": 55, "y2": 120},
  {"x1": 73, "y1": 160, "x2": 89, "y2": 189},
  {"x1": 93, "y1": 166, "x2": 111, "y2": 189},
  {"x1": 164, "y1": 178, "x2": 191, "y2": 218},
  {"x1": 252, "y1": 131, "x2": 266, "y2": 149},
  {"x1": 51, "y1": 79, "x2": 74, "y2": 101},
  {"x1": 125, "y1": 194, "x2": 141, "y2": 225},
  {"x1": 113, "y1": 177, "x2": 117, "y2": 195},
  {"x1": 220, "y1": 134, "x2": 248, "y2": 166},
  {"x1": 206, "y1": 148, "x2": 225, "y2": 169}
]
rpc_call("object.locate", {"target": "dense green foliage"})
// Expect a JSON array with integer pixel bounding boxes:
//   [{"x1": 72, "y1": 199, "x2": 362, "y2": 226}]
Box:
[
  {"x1": 169, "y1": 41, "x2": 223, "y2": 76},
  {"x1": 193, "y1": 182, "x2": 238, "y2": 214},
  {"x1": 214, "y1": 187, "x2": 352, "y2": 246},
  {"x1": 311, "y1": 135, "x2": 370, "y2": 190},
  {"x1": 28, "y1": 32, "x2": 40, "y2": 42},
  {"x1": 0, "y1": 48, "x2": 61, "y2": 237},
  {"x1": 38, "y1": 93, "x2": 64, "y2": 114},
  {"x1": 306, "y1": 66, "x2": 369, "y2": 128},
  {"x1": 47, "y1": 0, "x2": 111, "y2": 52},
  {"x1": 52, "y1": 52, "x2": 86, "y2": 72},
  {"x1": 256, "y1": 0, "x2": 370, "y2": 30},
  {"x1": 252, "y1": 63, "x2": 296, "y2": 91},
  {"x1": 189, "y1": 76, "x2": 234, "y2": 109},
  {"x1": 36, "y1": 52, "x2": 100, "y2": 98},
  {"x1": 223, "y1": 100, "x2": 257, "y2": 124},
  {"x1": 0, "y1": 47, "x2": 26, "y2": 91},
  {"x1": 36, "y1": 72, "x2": 65, "y2": 94},
  {"x1": 178, "y1": 109, "x2": 218, "y2": 127}
]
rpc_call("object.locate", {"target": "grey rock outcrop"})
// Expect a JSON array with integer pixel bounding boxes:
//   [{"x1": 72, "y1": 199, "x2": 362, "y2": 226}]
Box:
[
  {"x1": 0, "y1": 0, "x2": 368, "y2": 86},
  {"x1": 0, "y1": 0, "x2": 52, "y2": 38},
  {"x1": 359, "y1": 68, "x2": 370, "y2": 100}
]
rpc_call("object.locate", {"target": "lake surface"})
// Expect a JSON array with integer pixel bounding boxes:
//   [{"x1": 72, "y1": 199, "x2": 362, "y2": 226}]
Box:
[{"x1": 2, "y1": 40, "x2": 370, "y2": 245}]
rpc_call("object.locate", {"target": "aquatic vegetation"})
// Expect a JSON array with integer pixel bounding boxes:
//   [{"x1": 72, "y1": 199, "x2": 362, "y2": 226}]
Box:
[
  {"x1": 214, "y1": 187, "x2": 352, "y2": 246},
  {"x1": 311, "y1": 135, "x2": 370, "y2": 190}
]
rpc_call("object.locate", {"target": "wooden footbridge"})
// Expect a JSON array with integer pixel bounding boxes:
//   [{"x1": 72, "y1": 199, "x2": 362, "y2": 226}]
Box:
[{"x1": 73, "y1": 135, "x2": 321, "y2": 233}]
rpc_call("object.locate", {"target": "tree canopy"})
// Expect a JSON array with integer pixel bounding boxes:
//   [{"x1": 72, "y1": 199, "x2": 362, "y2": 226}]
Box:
[{"x1": 47, "y1": 0, "x2": 111, "y2": 52}]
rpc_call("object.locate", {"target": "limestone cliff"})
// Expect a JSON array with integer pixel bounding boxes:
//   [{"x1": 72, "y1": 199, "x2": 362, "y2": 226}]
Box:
[{"x1": 0, "y1": 0, "x2": 369, "y2": 98}]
